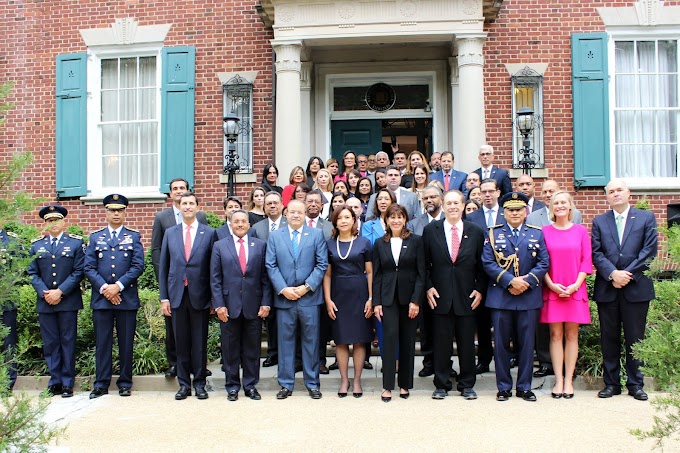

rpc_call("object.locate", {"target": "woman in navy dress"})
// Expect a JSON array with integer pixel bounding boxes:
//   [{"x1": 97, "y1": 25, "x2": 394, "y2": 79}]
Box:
[{"x1": 324, "y1": 205, "x2": 373, "y2": 398}]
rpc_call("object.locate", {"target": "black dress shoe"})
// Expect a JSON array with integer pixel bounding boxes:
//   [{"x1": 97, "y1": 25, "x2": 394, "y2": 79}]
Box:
[
  {"x1": 496, "y1": 390, "x2": 512, "y2": 401},
  {"x1": 308, "y1": 388, "x2": 322, "y2": 399},
  {"x1": 195, "y1": 386, "x2": 209, "y2": 400},
  {"x1": 227, "y1": 390, "x2": 238, "y2": 401},
  {"x1": 328, "y1": 361, "x2": 339, "y2": 371},
  {"x1": 205, "y1": 369, "x2": 212, "y2": 377},
  {"x1": 175, "y1": 386, "x2": 191, "y2": 400},
  {"x1": 533, "y1": 365, "x2": 555, "y2": 377},
  {"x1": 460, "y1": 388, "x2": 478, "y2": 400},
  {"x1": 89, "y1": 388, "x2": 108, "y2": 399},
  {"x1": 474, "y1": 364, "x2": 490, "y2": 374},
  {"x1": 516, "y1": 390, "x2": 537, "y2": 401},
  {"x1": 319, "y1": 364, "x2": 329, "y2": 375},
  {"x1": 363, "y1": 361, "x2": 373, "y2": 370},
  {"x1": 61, "y1": 387, "x2": 74, "y2": 398},
  {"x1": 509, "y1": 357, "x2": 518, "y2": 368},
  {"x1": 245, "y1": 388, "x2": 261, "y2": 400},
  {"x1": 432, "y1": 389, "x2": 447, "y2": 400},
  {"x1": 276, "y1": 387, "x2": 292, "y2": 399},
  {"x1": 628, "y1": 386, "x2": 648, "y2": 401},
  {"x1": 418, "y1": 367, "x2": 434, "y2": 377},
  {"x1": 118, "y1": 387, "x2": 132, "y2": 397},
  {"x1": 598, "y1": 385, "x2": 622, "y2": 398},
  {"x1": 46, "y1": 384, "x2": 63, "y2": 396},
  {"x1": 164, "y1": 365, "x2": 177, "y2": 378},
  {"x1": 262, "y1": 357, "x2": 277, "y2": 367}
]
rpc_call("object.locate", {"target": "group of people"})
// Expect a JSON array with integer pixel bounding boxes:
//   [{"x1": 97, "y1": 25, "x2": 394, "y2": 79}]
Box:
[{"x1": 0, "y1": 145, "x2": 658, "y2": 404}]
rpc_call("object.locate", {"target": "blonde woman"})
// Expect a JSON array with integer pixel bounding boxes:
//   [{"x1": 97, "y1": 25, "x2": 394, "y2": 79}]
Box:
[{"x1": 313, "y1": 168, "x2": 334, "y2": 219}]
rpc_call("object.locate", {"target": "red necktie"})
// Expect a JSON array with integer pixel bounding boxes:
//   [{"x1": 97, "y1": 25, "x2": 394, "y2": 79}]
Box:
[
  {"x1": 450, "y1": 225, "x2": 459, "y2": 263},
  {"x1": 238, "y1": 238, "x2": 247, "y2": 274},
  {"x1": 183, "y1": 226, "x2": 191, "y2": 286},
  {"x1": 444, "y1": 173, "x2": 450, "y2": 191},
  {"x1": 308, "y1": 219, "x2": 314, "y2": 227}
]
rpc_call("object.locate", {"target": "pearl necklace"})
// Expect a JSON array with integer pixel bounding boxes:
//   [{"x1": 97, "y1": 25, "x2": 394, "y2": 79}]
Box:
[{"x1": 336, "y1": 236, "x2": 355, "y2": 260}]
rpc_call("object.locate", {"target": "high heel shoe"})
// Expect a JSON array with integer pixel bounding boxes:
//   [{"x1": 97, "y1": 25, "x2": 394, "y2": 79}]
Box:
[
  {"x1": 338, "y1": 391, "x2": 347, "y2": 398},
  {"x1": 353, "y1": 391, "x2": 363, "y2": 398},
  {"x1": 381, "y1": 390, "x2": 391, "y2": 402},
  {"x1": 399, "y1": 390, "x2": 410, "y2": 399},
  {"x1": 551, "y1": 392, "x2": 563, "y2": 399},
  {"x1": 562, "y1": 392, "x2": 574, "y2": 399}
]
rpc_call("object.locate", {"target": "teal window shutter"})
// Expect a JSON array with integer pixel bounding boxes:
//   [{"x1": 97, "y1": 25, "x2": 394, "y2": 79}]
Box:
[
  {"x1": 572, "y1": 33, "x2": 610, "y2": 188},
  {"x1": 160, "y1": 46, "x2": 196, "y2": 193},
  {"x1": 55, "y1": 53, "x2": 88, "y2": 197}
]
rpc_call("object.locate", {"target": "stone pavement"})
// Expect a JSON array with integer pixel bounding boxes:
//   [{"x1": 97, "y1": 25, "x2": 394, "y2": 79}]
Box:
[{"x1": 18, "y1": 357, "x2": 669, "y2": 452}]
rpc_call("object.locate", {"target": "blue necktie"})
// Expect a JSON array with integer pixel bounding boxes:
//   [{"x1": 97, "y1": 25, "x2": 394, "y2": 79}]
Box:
[
  {"x1": 51, "y1": 237, "x2": 58, "y2": 253},
  {"x1": 291, "y1": 230, "x2": 299, "y2": 259}
]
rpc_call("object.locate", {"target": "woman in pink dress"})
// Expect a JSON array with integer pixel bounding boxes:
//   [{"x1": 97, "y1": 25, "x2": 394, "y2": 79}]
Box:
[{"x1": 539, "y1": 190, "x2": 592, "y2": 399}]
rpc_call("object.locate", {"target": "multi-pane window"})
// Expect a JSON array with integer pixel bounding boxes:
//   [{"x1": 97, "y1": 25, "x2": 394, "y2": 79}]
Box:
[
  {"x1": 100, "y1": 56, "x2": 159, "y2": 188},
  {"x1": 511, "y1": 67, "x2": 544, "y2": 169},
  {"x1": 614, "y1": 40, "x2": 679, "y2": 178},
  {"x1": 223, "y1": 75, "x2": 254, "y2": 173}
]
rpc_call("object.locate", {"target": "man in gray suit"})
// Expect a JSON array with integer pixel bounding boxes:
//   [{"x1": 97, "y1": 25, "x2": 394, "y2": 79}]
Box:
[
  {"x1": 526, "y1": 179, "x2": 582, "y2": 378},
  {"x1": 151, "y1": 178, "x2": 207, "y2": 379},
  {"x1": 249, "y1": 191, "x2": 287, "y2": 367},
  {"x1": 409, "y1": 186, "x2": 444, "y2": 236},
  {"x1": 366, "y1": 165, "x2": 419, "y2": 220}
]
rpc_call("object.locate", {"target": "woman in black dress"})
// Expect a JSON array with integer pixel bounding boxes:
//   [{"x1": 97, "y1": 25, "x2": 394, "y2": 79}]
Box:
[
  {"x1": 261, "y1": 163, "x2": 283, "y2": 194},
  {"x1": 323, "y1": 205, "x2": 373, "y2": 398},
  {"x1": 372, "y1": 203, "x2": 425, "y2": 402},
  {"x1": 247, "y1": 186, "x2": 267, "y2": 226}
]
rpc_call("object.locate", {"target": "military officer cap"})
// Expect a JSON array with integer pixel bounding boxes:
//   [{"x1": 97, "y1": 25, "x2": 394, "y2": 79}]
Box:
[
  {"x1": 103, "y1": 194, "x2": 129, "y2": 210},
  {"x1": 499, "y1": 191, "x2": 529, "y2": 210},
  {"x1": 39, "y1": 204, "x2": 68, "y2": 221}
]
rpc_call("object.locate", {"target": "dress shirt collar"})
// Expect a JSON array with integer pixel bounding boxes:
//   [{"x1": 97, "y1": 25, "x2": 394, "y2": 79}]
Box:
[
  {"x1": 614, "y1": 204, "x2": 631, "y2": 219},
  {"x1": 444, "y1": 218, "x2": 464, "y2": 237},
  {"x1": 49, "y1": 232, "x2": 64, "y2": 242},
  {"x1": 108, "y1": 226, "x2": 123, "y2": 237},
  {"x1": 287, "y1": 225, "x2": 303, "y2": 236}
]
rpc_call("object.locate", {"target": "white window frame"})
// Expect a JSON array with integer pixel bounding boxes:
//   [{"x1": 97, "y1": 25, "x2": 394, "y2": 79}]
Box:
[
  {"x1": 84, "y1": 44, "x2": 164, "y2": 200},
  {"x1": 608, "y1": 29, "x2": 680, "y2": 190}
]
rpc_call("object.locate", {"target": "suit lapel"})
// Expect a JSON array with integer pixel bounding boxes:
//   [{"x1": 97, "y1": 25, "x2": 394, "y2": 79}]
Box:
[
  {"x1": 225, "y1": 236, "x2": 240, "y2": 269},
  {"x1": 245, "y1": 239, "x2": 258, "y2": 273},
  {"x1": 432, "y1": 221, "x2": 450, "y2": 261},
  {"x1": 605, "y1": 211, "x2": 621, "y2": 249},
  {"x1": 188, "y1": 224, "x2": 206, "y2": 262},
  {"x1": 621, "y1": 209, "x2": 636, "y2": 248}
]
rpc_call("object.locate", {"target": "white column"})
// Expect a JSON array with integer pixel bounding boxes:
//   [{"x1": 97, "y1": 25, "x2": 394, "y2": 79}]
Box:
[
  {"x1": 455, "y1": 35, "x2": 486, "y2": 173},
  {"x1": 300, "y1": 61, "x2": 313, "y2": 160},
  {"x1": 448, "y1": 56, "x2": 460, "y2": 166},
  {"x1": 272, "y1": 40, "x2": 303, "y2": 182}
]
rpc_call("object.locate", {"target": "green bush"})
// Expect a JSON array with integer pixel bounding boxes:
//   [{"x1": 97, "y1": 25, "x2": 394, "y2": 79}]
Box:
[
  {"x1": 137, "y1": 248, "x2": 158, "y2": 292},
  {"x1": 205, "y1": 211, "x2": 225, "y2": 229}
]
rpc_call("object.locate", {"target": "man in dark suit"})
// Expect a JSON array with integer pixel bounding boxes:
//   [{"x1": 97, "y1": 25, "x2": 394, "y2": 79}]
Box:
[
  {"x1": 424, "y1": 190, "x2": 486, "y2": 400},
  {"x1": 85, "y1": 195, "x2": 145, "y2": 399},
  {"x1": 464, "y1": 178, "x2": 505, "y2": 373},
  {"x1": 216, "y1": 196, "x2": 242, "y2": 240},
  {"x1": 159, "y1": 192, "x2": 217, "y2": 400},
  {"x1": 27, "y1": 205, "x2": 84, "y2": 397},
  {"x1": 408, "y1": 185, "x2": 444, "y2": 378},
  {"x1": 210, "y1": 210, "x2": 272, "y2": 401},
  {"x1": 151, "y1": 178, "x2": 207, "y2": 379},
  {"x1": 482, "y1": 192, "x2": 549, "y2": 402},
  {"x1": 592, "y1": 179, "x2": 657, "y2": 401},
  {"x1": 473, "y1": 145, "x2": 512, "y2": 196},
  {"x1": 250, "y1": 191, "x2": 288, "y2": 368},
  {"x1": 366, "y1": 166, "x2": 419, "y2": 221},
  {"x1": 430, "y1": 152, "x2": 467, "y2": 194},
  {"x1": 515, "y1": 174, "x2": 546, "y2": 215},
  {"x1": 266, "y1": 200, "x2": 328, "y2": 399}
]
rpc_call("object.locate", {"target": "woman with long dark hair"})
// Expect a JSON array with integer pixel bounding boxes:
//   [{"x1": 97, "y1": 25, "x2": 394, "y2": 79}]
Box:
[
  {"x1": 247, "y1": 186, "x2": 267, "y2": 225},
  {"x1": 334, "y1": 150, "x2": 357, "y2": 183},
  {"x1": 305, "y1": 156, "x2": 324, "y2": 187},
  {"x1": 261, "y1": 163, "x2": 283, "y2": 194}
]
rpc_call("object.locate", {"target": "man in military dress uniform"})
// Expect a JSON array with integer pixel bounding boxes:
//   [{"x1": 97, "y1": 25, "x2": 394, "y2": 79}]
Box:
[
  {"x1": 84, "y1": 195, "x2": 144, "y2": 399},
  {"x1": 27, "y1": 205, "x2": 85, "y2": 397},
  {"x1": 482, "y1": 192, "x2": 549, "y2": 402}
]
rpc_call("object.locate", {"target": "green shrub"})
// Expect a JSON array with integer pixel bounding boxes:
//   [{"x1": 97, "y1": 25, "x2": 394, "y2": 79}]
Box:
[
  {"x1": 205, "y1": 211, "x2": 225, "y2": 229},
  {"x1": 137, "y1": 248, "x2": 158, "y2": 292}
]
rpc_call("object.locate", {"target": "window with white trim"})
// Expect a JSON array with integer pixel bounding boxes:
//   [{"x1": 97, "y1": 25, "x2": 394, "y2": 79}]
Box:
[{"x1": 613, "y1": 39, "x2": 679, "y2": 179}]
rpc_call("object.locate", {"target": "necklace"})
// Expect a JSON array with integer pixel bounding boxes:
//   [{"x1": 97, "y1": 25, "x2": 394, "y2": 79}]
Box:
[{"x1": 336, "y1": 236, "x2": 355, "y2": 260}]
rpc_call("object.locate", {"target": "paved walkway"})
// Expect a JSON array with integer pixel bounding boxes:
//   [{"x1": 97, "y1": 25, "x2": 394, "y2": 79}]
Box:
[{"x1": 25, "y1": 358, "x2": 669, "y2": 452}]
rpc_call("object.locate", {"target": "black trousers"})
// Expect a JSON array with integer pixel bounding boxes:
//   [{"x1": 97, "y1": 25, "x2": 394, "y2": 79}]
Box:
[
  {"x1": 93, "y1": 309, "x2": 137, "y2": 389},
  {"x1": 164, "y1": 315, "x2": 177, "y2": 367},
  {"x1": 475, "y1": 303, "x2": 493, "y2": 366},
  {"x1": 419, "y1": 303, "x2": 434, "y2": 369},
  {"x1": 597, "y1": 293, "x2": 649, "y2": 388},
  {"x1": 266, "y1": 306, "x2": 278, "y2": 361},
  {"x1": 172, "y1": 289, "x2": 209, "y2": 388},
  {"x1": 381, "y1": 303, "x2": 417, "y2": 390},
  {"x1": 432, "y1": 311, "x2": 476, "y2": 391},
  {"x1": 221, "y1": 314, "x2": 262, "y2": 392},
  {"x1": 535, "y1": 322, "x2": 552, "y2": 367}
]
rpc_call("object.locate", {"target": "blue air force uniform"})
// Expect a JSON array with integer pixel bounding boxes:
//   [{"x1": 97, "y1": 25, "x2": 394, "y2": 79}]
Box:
[
  {"x1": 27, "y1": 205, "x2": 85, "y2": 391},
  {"x1": 482, "y1": 192, "x2": 549, "y2": 397},
  {"x1": 1, "y1": 229, "x2": 23, "y2": 389},
  {"x1": 84, "y1": 195, "x2": 144, "y2": 396}
]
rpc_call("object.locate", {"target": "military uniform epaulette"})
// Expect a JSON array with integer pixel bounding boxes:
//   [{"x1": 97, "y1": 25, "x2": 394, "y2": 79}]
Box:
[
  {"x1": 525, "y1": 224, "x2": 541, "y2": 230},
  {"x1": 489, "y1": 224, "x2": 504, "y2": 229},
  {"x1": 67, "y1": 233, "x2": 83, "y2": 240},
  {"x1": 31, "y1": 236, "x2": 42, "y2": 243},
  {"x1": 92, "y1": 227, "x2": 107, "y2": 234},
  {"x1": 6, "y1": 231, "x2": 19, "y2": 238},
  {"x1": 124, "y1": 227, "x2": 139, "y2": 233}
]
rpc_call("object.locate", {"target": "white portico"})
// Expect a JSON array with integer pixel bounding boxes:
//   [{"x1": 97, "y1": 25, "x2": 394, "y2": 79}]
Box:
[{"x1": 260, "y1": 0, "x2": 502, "y2": 178}]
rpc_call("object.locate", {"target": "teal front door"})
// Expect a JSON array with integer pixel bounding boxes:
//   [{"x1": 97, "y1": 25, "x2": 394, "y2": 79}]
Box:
[{"x1": 330, "y1": 120, "x2": 382, "y2": 161}]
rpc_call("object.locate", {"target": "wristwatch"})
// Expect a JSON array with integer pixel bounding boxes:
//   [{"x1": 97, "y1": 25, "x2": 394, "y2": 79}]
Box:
[{"x1": 304, "y1": 283, "x2": 313, "y2": 292}]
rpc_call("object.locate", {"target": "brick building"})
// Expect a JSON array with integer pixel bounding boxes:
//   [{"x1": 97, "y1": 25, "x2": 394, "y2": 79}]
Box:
[{"x1": 1, "y1": 0, "x2": 678, "y2": 245}]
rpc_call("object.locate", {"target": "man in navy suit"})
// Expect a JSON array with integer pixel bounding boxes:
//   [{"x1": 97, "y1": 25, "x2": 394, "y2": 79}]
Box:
[
  {"x1": 216, "y1": 196, "x2": 242, "y2": 241},
  {"x1": 266, "y1": 200, "x2": 328, "y2": 399},
  {"x1": 211, "y1": 210, "x2": 271, "y2": 401},
  {"x1": 85, "y1": 194, "x2": 144, "y2": 399},
  {"x1": 482, "y1": 192, "x2": 549, "y2": 402},
  {"x1": 592, "y1": 179, "x2": 657, "y2": 401},
  {"x1": 27, "y1": 205, "x2": 84, "y2": 397},
  {"x1": 430, "y1": 152, "x2": 467, "y2": 194},
  {"x1": 515, "y1": 174, "x2": 546, "y2": 214},
  {"x1": 159, "y1": 192, "x2": 217, "y2": 400},
  {"x1": 473, "y1": 145, "x2": 512, "y2": 196}
]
